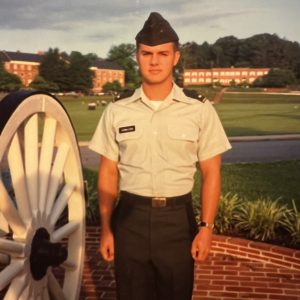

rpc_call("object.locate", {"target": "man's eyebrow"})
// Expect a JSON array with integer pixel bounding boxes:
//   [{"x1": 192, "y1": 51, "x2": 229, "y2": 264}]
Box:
[{"x1": 141, "y1": 50, "x2": 152, "y2": 54}]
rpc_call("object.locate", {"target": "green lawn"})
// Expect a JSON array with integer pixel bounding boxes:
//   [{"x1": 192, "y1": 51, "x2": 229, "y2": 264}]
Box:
[
  {"x1": 192, "y1": 161, "x2": 300, "y2": 206},
  {"x1": 59, "y1": 92, "x2": 300, "y2": 141}
]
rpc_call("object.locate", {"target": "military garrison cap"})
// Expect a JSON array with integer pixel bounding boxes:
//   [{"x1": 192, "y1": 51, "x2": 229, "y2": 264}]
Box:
[{"x1": 135, "y1": 12, "x2": 179, "y2": 46}]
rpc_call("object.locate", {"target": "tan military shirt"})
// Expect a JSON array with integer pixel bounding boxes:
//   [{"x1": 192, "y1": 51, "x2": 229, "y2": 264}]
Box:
[{"x1": 89, "y1": 83, "x2": 231, "y2": 197}]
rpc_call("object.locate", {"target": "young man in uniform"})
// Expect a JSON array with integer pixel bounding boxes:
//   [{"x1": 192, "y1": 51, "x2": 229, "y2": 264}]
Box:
[{"x1": 89, "y1": 12, "x2": 231, "y2": 300}]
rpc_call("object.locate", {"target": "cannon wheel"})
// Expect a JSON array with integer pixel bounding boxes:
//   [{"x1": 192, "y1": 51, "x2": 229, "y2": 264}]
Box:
[{"x1": 0, "y1": 91, "x2": 85, "y2": 300}]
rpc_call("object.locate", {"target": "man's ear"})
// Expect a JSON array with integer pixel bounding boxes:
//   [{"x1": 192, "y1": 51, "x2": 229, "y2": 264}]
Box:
[{"x1": 173, "y1": 51, "x2": 181, "y2": 66}]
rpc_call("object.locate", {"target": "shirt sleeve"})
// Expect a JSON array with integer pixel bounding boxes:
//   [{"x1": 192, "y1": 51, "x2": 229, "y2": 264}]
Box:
[
  {"x1": 197, "y1": 101, "x2": 232, "y2": 161},
  {"x1": 88, "y1": 103, "x2": 119, "y2": 162}
]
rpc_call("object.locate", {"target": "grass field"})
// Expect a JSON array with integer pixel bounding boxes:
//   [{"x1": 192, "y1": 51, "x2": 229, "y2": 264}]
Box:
[
  {"x1": 84, "y1": 160, "x2": 300, "y2": 217},
  {"x1": 192, "y1": 160, "x2": 300, "y2": 206},
  {"x1": 60, "y1": 91, "x2": 300, "y2": 140}
]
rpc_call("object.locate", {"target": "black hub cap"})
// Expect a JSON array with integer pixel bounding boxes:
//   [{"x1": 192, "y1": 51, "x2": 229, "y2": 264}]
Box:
[{"x1": 30, "y1": 227, "x2": 68, "y2": 280}]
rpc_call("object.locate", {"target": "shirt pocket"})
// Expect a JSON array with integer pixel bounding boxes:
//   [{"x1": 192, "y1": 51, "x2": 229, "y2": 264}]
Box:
[
  {"x1": 165, "y1": 124, "x2": 199, "y2": 165},
  {"x1": 115, "y1": 122, "x2": 145, "y2": 165}
]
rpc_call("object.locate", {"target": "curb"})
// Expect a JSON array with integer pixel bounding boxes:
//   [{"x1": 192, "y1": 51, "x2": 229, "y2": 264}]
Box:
[{"x1": 79, "y1": 134, "x2": 300, "y2": 147}]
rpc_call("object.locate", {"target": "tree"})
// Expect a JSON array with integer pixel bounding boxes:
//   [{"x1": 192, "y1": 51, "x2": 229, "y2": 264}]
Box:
[
  {"x1": 29, "y1": 75, "x2": 59, "y2": 92},
  {"x1": 67, "y1": 51, "x2": 94, "y2": 93},
  {"x1": 252, "y1": 68, "x2": 297, "y2": 87},
  {"x1": 107, "y1": 44, "x2": 139, "y2": 87},
  {"x1": 102, "y1": 80, "x2": 122, "y2": 93},
  {"x1": 39, "y1": 48, "x2": 69, "y2": 91},
  {"x1": 0, "y1": 61, "x2": 22, "y2": 91}
]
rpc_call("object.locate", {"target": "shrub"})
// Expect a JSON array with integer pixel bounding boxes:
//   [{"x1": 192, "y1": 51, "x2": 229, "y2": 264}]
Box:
[
  {"x1": 235, "y1": 198, "x2": 290, "y2": 242},
  {"x1": 215, "y1": 193, "x2": 241, "y2": 234},
  {"x1": 285, "y1": 200, "x2": 300, "y2": 247}
]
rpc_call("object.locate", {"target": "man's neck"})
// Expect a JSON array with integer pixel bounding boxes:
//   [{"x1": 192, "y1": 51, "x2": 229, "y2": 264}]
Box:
[{"x1": 142, "y1": 80, "x2": 173, "y2": 101}]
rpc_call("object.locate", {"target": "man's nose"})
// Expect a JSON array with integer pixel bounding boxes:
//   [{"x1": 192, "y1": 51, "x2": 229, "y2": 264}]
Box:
[{"x1": 150, "y1": 54, "x2": 158, "y2": 65}]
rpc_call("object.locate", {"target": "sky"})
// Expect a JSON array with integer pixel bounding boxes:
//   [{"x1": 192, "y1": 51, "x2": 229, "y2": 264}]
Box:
[{"x1": 1, "y1": 0, "x2": 300, "y2": 58}]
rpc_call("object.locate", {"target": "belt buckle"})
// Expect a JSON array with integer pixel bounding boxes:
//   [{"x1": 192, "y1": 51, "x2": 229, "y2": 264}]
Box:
[{"x1": 151, "y1": 197, "x2": 167, "y2": 208}]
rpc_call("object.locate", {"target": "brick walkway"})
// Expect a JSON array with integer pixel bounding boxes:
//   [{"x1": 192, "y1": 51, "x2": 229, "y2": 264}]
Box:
[{"x1": 80, "y1": 226, "x2": 300, "y2": 300}]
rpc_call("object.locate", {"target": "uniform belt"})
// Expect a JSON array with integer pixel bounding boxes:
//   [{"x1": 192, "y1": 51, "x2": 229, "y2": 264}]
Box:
[{"x1": 120, "y1": 191, "x2": 191, "y2": 208}]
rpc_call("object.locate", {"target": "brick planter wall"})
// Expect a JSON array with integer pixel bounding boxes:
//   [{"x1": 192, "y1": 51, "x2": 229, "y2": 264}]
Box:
[{"x1": 81, "y1": 226, "x2": 300, "y2": 300}]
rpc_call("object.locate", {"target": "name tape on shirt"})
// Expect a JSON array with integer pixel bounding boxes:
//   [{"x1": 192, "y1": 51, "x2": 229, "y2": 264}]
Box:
[{"x1": 119, "y1": 125, "x2": 136, "y2": 134}]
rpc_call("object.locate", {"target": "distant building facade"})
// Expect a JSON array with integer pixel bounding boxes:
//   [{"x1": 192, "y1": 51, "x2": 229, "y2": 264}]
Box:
[
  {"x1": 90, "y1": 60, "x2": 125, "y2": 93},
  {"x1": 0, "y1": 51, "x2": 42, "y2": 86},
  {"x1": 0, "y1": 50, "x2": 125, "y2": 91},
  {"x1": 184, "y1": 67, "x2": 270, "y2": 86}
]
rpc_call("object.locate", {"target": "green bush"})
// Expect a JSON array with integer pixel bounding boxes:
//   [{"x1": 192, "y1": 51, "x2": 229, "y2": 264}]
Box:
[
  {"x1": 215, "y1": 193, "x2": 241, "y2": 234},
  {"x1": 285, "y1": 200, "x2": 300, "y2": 246},
  {"x1": 235, "y1": 198, "x2": 290, "y2": 242}
]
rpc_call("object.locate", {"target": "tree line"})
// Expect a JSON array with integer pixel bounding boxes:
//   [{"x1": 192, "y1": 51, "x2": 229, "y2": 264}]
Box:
[{"x1": 1, "y1": 33, "x2": 300, "y2": 92}]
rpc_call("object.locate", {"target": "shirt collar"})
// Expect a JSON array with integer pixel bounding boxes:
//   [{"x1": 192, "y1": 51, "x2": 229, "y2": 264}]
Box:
[{"x1": 119, "y1": 83, "x2": 192, "y2": 105}]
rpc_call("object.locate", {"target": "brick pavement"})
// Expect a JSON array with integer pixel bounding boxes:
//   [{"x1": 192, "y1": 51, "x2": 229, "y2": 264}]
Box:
[{"x1": 80, "y1": 226, "x2": 300, "y2": 300}]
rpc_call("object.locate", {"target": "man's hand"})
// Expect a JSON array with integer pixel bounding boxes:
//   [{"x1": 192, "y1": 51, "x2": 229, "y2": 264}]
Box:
[
  {"x1": 191, "y1": 227, "x2": 213, "y2": 261},
  {"x1": 100, "y1": 230, "x2": 115, "y2": 262}
]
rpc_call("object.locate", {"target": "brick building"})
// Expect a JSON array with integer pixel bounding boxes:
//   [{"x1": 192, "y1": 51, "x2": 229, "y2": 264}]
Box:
[
  {"x1": 0, "y1": 51, "x2": 42, "y2": 86},
  {"x1": 0, "y1": 50, "x2": 125, "y2": 91},
  {"x1": 184, "y1": 67, "x2": 270, "y2": 86},
  {"x1": 90, "y1": 60, "x2": 125, "y2": 93}
]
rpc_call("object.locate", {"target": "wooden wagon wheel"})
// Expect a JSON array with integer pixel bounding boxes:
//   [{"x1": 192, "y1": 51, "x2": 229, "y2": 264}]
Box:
[{"x1": 0, "y1": 91, "x2": 85, "y2": 300}]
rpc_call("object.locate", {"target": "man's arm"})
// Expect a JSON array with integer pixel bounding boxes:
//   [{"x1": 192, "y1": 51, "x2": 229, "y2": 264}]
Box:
[
  {"x1": 98, "y1": 155, "x2": 119, "y2": 261},
  {"x1": 191, "y1": 154, "x2": 221, "y2": 261}
]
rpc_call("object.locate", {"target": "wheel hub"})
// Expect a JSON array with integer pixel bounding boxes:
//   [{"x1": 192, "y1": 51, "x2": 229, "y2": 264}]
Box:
[{"x1": 30, "y1": 227, "x2": 68, "y2": 280}]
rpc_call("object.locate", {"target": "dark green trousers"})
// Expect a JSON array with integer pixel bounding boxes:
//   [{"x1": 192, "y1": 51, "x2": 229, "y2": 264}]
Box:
[{"x1": 112, "y1": 192, "x2": 198, "y2": 300}]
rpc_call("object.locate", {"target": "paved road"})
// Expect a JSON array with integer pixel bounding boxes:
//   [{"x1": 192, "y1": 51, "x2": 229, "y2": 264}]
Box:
[
  {"x1": 223, "y1": 138, "x2": 300, "y2": 163},
  {"x1": 80, "y1": 134, "x2": 300, "y2": 168}
]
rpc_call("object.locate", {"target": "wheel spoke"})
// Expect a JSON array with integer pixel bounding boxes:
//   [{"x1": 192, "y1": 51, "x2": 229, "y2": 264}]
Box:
[
  {"x1": 45, "y1": 143, "x2": 70, "y2": 217},
  {"x1": 24, "y1": 114, "x2": 39, "y2": 212},
  {"x1": 0, "y1": 260, "x2": 24, "y2": 290},
  {"x1": 0, "y1": 253, "x2": 10, "y2": 265},
  {"x1": 0, "y1": 179, "x2": 26, "y2": 237},
  {"x1": 43, "y1": 287, "x2": 50, "y2": 300},
  {"x1": 49, "y1": 183, "x2": 75, "y2": 228},
  {"x1": 48, "y1": 271, "x2": 67, "y2": 300},
  {"x1": 3, "y1": 272, "x2": 28, "y2": 300},
  {"x1": 0, "y1": 211, "x2": 9, "y2": 235},
  {"x1": 62, "y1": 259, "x2": 77, "y2": 270},
  {"x1": 18, "y1": 280, "x2": 31, "y2": 300},
  {"x1": 7, "y1": 132, "x2": 32, "y2": 223},
  {"x1": 0, "y1": 238, "x2": 25, "y2": 257},
  {"x1": 39, "y1": 117, "x2": 57, "y2": 213},
  {"x1": 52, "y1": 221, "x2": 80, "y2": 243}
]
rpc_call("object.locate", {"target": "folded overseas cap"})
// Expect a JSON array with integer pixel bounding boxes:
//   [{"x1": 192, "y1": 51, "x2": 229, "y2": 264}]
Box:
[{"x1": 135, "y1": 12, "x2": 179, "y2": 46}]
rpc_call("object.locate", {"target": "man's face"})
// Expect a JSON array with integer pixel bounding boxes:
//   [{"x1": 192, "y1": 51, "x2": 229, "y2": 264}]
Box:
[{"x1": 136, "y1": 42, "x2": 180, "y2": 85}]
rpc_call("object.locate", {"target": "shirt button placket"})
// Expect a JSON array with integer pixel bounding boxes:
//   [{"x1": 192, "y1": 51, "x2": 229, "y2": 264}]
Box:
[{"x1": 150, "y1": 114, "x2": 160, "y2": 196}]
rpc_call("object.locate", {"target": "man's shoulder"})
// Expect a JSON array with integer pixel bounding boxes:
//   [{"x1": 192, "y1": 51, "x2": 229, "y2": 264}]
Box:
[{"x1": 182, "y1": 88, "x2": 208, "y2": 103}]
